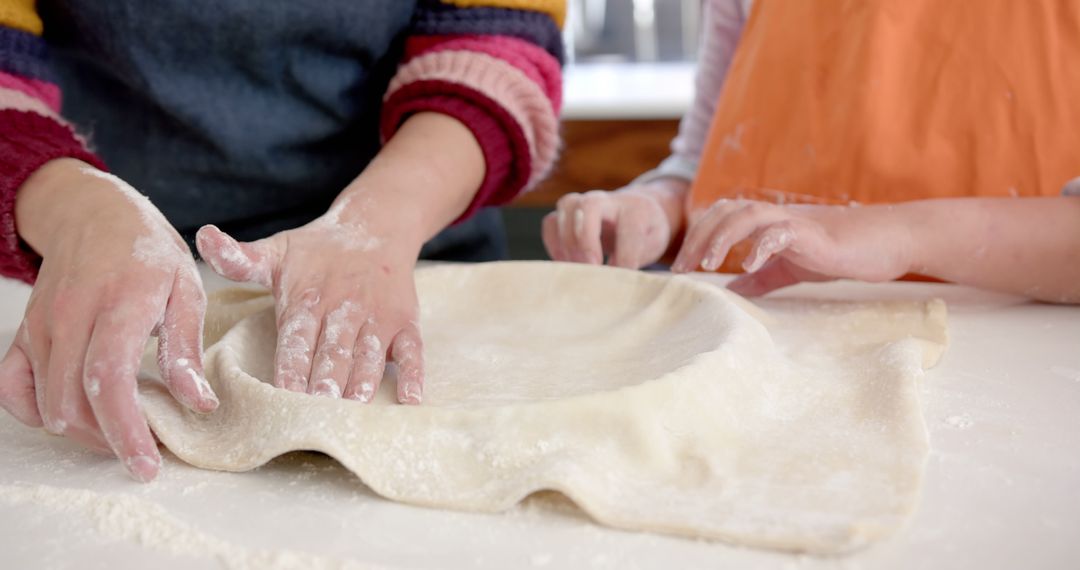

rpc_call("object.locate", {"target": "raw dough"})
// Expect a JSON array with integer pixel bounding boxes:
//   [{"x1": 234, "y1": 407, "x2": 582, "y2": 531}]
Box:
[{"x1": 139, "y1": 262, "x2": 947, "y2": 554}]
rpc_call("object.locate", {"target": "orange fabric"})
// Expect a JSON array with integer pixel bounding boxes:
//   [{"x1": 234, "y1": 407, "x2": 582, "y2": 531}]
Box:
[{"x1": 690, "y1": 0, "x2": 1080, "y2": 271}]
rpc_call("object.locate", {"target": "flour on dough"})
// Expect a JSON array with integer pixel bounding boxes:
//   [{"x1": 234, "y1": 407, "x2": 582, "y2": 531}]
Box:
[{"x1": 138, "y1": 262, "x2": 947, "y2": 554}]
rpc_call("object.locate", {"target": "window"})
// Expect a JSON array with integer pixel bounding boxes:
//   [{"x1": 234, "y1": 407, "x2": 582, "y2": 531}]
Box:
[{"x1": 565, "y1": 0, "x2": 702, "y2": 64}]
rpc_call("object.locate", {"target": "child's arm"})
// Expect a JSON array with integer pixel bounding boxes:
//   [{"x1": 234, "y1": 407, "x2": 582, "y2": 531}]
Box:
[
  {"x1": 1, "y1": 4, "x2": 216, "y2": 482},
  {"x1": 544, "y1": 0, "x2": 748, "y2": 267},
  {"x1": 0, "y1": 2, "x2": 108, "y2": 284},
  {"x1": 197, "y1": 112, "x2": 488, "y2": 404},
  {"x1": 672, "y1": 195, "x2": 1080, "y2": 304},
  {"x1": 196, "y1": 2, "x2": 567, "y2": 405},
  {"x1": 541, "y1": 178, "x2": 689, "y2": 268},
  {"x1": 906, "y1": 197, "x2": 1080, "y2": 303},
  {"x1": 380, "y1": 0, "x2": 565, "y2": 219}
]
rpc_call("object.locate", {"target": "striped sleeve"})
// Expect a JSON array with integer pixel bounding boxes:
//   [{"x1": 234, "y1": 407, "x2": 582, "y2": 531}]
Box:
[
  {"x1": 382, "y1": 0, "x2": 564, "y2": 222},
  {"x1": 0, "y1": 1, "x2": 107, "y2": 284}
]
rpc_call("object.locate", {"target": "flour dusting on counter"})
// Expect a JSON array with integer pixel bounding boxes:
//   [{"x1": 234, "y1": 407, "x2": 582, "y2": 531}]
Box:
[{"x1": 0, "y1": 484, "x2": 385, "y2": 570}]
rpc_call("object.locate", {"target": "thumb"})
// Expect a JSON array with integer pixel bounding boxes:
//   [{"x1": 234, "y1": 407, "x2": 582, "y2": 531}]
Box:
[{"x1": 195, "y1": 225, "x2": 274, "y2": 287}]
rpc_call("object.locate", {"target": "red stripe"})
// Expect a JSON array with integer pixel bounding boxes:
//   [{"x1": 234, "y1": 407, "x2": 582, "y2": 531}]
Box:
[
  {"x1": 0, "y1": 70, "x2": 61, "y2": 113},
  {"x1": 0, "y1": 110, "x2": 107, "y2": 284},
  {"x1": 381, "y1": 80, "x2": 532, "y2": 222}
]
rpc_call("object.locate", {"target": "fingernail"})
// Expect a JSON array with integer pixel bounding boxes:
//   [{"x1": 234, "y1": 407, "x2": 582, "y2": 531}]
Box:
[
  {"x1": 701, "y1": 256, "x2": 719, "y2": 272},
  {"x1": 742, "y1": 254, "x2": 765, "y2": 274},
  {"x1": 185, "y1": 369, "x2": 220, "y2": 411},
  {"x1": 401, "y1": 382, "x2": 422, "y2": 405},
  {"x1": 313, "y1": 379, "x2": 341, "y2": 399},
  {"x1": 45, "y1": 418, "x2": 67, "y2": 435},
  {"x1": 126, "y1": 454, "x2": 161, "y2": 483},
  {"x1": 278, "y1": 372, "x2": 307, "y2": 393},
  {"x1": 201, "y1": 391, "x2": 220, "y2": 411},
  {"x1": 357, "y1": 382, "x2": 375, "y2": 403},
  {"x1": 573, "y1": 209, "x2": 585, "y2": 239}
]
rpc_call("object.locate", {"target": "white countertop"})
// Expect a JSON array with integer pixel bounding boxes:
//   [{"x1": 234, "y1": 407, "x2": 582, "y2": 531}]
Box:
[
  {"x1": 562, "y1": 62, "x2": 696, "y2": 120},
  {"x1": 1, "y1": 266, "x2": 1078, "y2": 569}
]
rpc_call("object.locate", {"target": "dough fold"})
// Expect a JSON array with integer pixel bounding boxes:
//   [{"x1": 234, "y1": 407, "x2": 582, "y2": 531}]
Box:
[{"x1": 139, "y1": 262, "x2": 947, "y2": 553}]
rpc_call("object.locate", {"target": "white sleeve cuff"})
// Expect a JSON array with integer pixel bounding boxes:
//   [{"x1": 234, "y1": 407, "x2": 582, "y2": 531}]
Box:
[
  {"x1": 631, "y1": 154, "x2": 700, "y2": 186},
  {"x1": 1063, "y1": 177, "x2": 1080, "y2": 196}
]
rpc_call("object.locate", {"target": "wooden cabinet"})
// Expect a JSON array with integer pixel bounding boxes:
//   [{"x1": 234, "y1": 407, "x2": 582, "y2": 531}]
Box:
[
  {"x1": 511, "y1": 119, "x2": 680, "y2": 207},
  {"x1": 502, "y1": 118, "x2": 679, "y2": 259}
]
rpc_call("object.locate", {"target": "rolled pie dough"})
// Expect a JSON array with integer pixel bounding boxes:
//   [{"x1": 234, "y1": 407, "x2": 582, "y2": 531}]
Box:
[{"x1": 139, "y1": 262, "x2": 947, "y2": 554}]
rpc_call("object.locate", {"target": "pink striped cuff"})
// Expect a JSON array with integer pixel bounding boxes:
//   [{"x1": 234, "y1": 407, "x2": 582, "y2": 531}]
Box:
[
  {"x1": 0, "y1": 110, "x2": 106, "y2": 284},
  {"x1": 382, "y1": 81, "x2": 531, "y2": 221},
  {"x1": 386, "y1": 49, "x2": 559, "y2": 186},
  {"x1": 0, "y1": 71, "x2": 61, "y2": 114},
  {"x1": 404, "y1": 34, "x2": 562, "y2": 114},
  {"x1": 0, "y1": 84, "x2": 60, "y2": 119}
]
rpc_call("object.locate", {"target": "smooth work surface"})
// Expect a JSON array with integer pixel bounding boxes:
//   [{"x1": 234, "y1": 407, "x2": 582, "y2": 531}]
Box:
[{"x1": 0, "y1": 266, "x2": 1077, "y2": 569}]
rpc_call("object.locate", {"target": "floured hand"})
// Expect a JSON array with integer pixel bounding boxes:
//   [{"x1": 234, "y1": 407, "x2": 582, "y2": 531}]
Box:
[
  {"x1": 0, "y1": 159, "x2": 218, "y2": 482},
  {"x1": 672, "y1": 200, "x2": 917, "y2": 296},
  {"x1": 196, "y1": 196, "x2": 424, "y2": 405},
  {"x1": 542, "y1": 179, "x2": 688, "y2": 269}
]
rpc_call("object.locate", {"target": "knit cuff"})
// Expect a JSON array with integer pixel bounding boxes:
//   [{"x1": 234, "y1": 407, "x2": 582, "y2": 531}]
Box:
[
  {"x1": 0, "y1": 71, "x2": 61, "y2": 113},
  {"x1": 632, "y1": 154, "x2": 700, "y2": 186},
  {"x1": 387, "y1": 49, "x2": 559, "y2": 186},
  {"x1": 0, "y1": 109, "x2": 106, "y2": 284},
  {"x1": 381, "y1": 80, "x2": 531, "y2": 223},
  {"x1": 404, "y1": 34, "x2": 562, "y2": 114}
]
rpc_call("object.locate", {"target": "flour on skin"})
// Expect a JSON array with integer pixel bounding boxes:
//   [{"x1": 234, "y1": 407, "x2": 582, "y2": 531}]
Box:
[{"x1": 313, "y1": 195, "x2": 383, "y2": 253}]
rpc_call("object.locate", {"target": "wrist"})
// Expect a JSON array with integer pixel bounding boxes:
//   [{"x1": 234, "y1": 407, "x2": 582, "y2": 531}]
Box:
[
  {"x1": 891, "y1": 201, "x2": 935, "y2": 276},
  {"x1": 15, "y1": 158, "x2": 99, "y2": 254},
  {"x1": 622, "y1": 178, "x2": 690, "y2": 240},
  {"x1": 327, "y1": 180, "x2": 434, "y2": 252},
  {"x1": 339, "y1": 112, "x2": 484, "y2": 243},
  {"x1": 16, "y1": 159, "x2": 162, "y2": 257}
]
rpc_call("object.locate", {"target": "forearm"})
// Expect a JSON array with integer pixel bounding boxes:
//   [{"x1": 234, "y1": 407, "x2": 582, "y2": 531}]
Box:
[
  {"x1": 905, "y1": 197, "x2": 1080, "y2": 303},
  {"x1": 335, "y1": 112, "x2": 484, "y2": 249}
]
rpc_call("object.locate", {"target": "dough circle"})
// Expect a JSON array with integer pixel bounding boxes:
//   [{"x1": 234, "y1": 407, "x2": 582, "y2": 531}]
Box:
[{"x1": 140, "y1": 262, "x2": 947, "y2": 553}]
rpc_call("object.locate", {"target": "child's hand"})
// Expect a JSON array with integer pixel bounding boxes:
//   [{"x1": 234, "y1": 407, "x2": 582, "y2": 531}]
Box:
[
  {"x1": 0, "y1": 159, "x2": 218, "y2": 482},
  {"x1": 196, "y1": 198, "x2": 424, "y2": 405},
  {"x1": 542, "y1": 179, "x2": 687, "y2": 268},
  {"x1": 672, "y1": 200, "x2": 917, "y2": 295}
]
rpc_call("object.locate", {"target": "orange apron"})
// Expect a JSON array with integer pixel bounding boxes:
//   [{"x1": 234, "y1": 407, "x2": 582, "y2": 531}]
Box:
[{"x1": 690, "y1": 0, "x2": 1080, "y2": 272}]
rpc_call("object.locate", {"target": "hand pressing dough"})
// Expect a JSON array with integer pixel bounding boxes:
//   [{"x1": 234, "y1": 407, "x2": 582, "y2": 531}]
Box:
[{"x1": 139, "y1": 262, "x2": 947, "y2": 554}]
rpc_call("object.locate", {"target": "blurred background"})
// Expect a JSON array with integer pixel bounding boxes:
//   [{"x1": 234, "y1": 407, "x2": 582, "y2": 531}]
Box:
[
  {"x1": 503, "y1": 0, "x2": 702, "y2": 259},
  {"x1": 566, "y1": 0, "x2": 702, "y2": 63}
]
